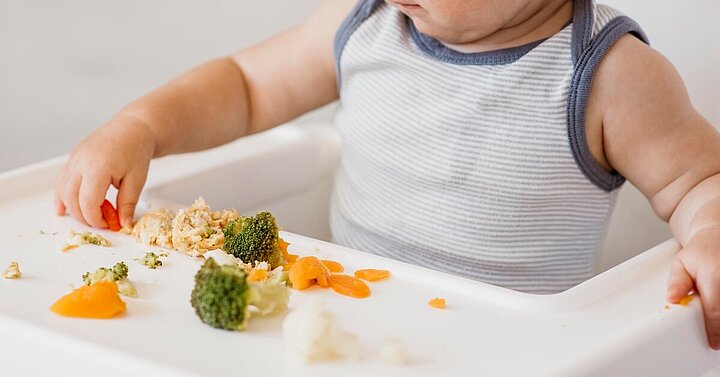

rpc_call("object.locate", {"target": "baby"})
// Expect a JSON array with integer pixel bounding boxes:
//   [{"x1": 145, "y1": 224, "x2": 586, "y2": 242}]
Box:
[{"x1": 55, "y1": 0, "x2": 720, "y2": 348}]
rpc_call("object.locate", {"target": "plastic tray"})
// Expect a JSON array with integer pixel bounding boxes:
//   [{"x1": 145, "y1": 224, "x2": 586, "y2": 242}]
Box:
[{"x1": 1, "y1": 123, "x2": 719, "y2": 376}]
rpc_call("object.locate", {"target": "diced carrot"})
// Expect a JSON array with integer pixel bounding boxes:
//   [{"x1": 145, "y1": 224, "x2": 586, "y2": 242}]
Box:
[
  {"x1": 100, "y1": 199, "x2": 122, "y2": 231},
  {"x1": 316, "y1": 262, "x2": 331, "y2": 288},
  {"x1": 328, "y1": 274, "x2": 370, "y2": 299},
  {"x1": 289, "y1": 257, "x2": 329, "y2": 290},
  {"x1": 50, "y1": 281, "x2": 126, "y2": 318},
  {"x1": 321, "y1": 260, "x2": 344, "y2": 273},
  {"x1": 428, "y1": 298, "x2": 446, "y2": 309},
  {"x1": 354, "y1": 269, "x2": 391, "y2": 282},
  {"x1": 247, "y1": 269, "x2": 268, "y2": 283},
  {"x1": 286, "y1": 254, "x2": 299, "y2": 263}
]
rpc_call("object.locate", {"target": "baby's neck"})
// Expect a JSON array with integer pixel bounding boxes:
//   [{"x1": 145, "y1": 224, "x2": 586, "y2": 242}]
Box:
[{"x1": 444, "y1": 0, "x2": 573, "y2": 53}]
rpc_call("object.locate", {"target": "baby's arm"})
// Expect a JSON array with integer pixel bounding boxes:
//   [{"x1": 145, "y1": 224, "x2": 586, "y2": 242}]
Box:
[
  {"x1": 56, "y1": 0, "x2": 355, "y2": 228},
  {"x1": 587, "y1": 35, "x2": 720, "y2": 348}
]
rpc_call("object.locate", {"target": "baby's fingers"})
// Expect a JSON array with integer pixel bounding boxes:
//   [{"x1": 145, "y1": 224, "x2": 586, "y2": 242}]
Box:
[
  {"x1": 696, "y1": 273, "x2": 720, "y2": 350},
  {"x1": 54, "y1": 167, "x2": 67, "y2": 216},
  {"x1": 60, "y1": 173, "x2": 87, "y2": 226},
  {"x1": 79, "y1": 173, "x2": 111, "y2": 228},
  {"x1": 117, "y1": 172, "x2": 145, "y2": 228},
  {"x1": 667, "y1": 258, "x2": 694, "y2": 303}
]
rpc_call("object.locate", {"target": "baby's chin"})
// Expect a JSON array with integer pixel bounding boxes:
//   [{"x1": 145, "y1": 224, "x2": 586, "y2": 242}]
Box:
[{"x1": 410, "y1": 17, "x2": 485, "y2": 46}]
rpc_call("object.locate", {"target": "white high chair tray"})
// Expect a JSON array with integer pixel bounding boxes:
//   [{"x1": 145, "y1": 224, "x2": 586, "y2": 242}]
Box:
[{"x1": 1, "y1": 124, "x2": 718, "y2": 377}]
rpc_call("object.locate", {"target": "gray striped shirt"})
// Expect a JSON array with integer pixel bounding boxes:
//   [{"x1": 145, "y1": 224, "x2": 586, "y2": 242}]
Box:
[{"x1": 330, "y1": 0, "x2": 648, "y2": 294}]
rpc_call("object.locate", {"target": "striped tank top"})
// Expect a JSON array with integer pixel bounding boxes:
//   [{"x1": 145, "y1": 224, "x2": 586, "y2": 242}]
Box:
[{"x1": 329, "y1": 0, "x2": 648, "y2": 294}]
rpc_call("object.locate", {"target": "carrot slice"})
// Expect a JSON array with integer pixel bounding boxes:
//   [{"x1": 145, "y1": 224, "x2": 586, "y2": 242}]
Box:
[
  {"x1": 328, "y1": 274, "x2": 370, "y2": 298},
  {"x1": 428, "y1": 297, "x2": 446, "y2": 309},
  {"x1": 100, "y1": 199, "x2": 122, "y2": 231},
  {"x1": 289, "y1": 257, "x2": 329, "y2": 290},
  {"x1": 321, "y1": 260, "x2": 344, "y2": 273},
  {"x1": 247, "y1": 269, "x2": 268, "y2": 283},
  {"x1": 50, "y1": 281, "x2": 126, "y2": 318},
  {"x1": 278, "y1": 238, "x2": 290, "y2": 258},
  {"x1": 354, "y1": 269, "x2": 391, "y2": 282}
]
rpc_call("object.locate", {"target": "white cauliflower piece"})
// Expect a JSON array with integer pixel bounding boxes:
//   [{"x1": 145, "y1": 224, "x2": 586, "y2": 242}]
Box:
[
  {"x1": 283, "y1": 298, "x2": 359, "y2": 363},
  {"x1": 204, "y1": 249, "x2": 242, "y2": 266}
]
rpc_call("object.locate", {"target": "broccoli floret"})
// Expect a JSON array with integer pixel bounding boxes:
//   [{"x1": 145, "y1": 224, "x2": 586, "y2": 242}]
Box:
[
  {"x1": 137, "y1": 251, "x2": 163, "y2": 269},
  {"x1": 82, "y1": 262, "x2": 137, "y2": 297},
  {"x1": 190, "y1": 258, "x2": 289, "y2": 331},
  {"x1": 222, "y1": 211, "x2": 283, "y2": 268}
]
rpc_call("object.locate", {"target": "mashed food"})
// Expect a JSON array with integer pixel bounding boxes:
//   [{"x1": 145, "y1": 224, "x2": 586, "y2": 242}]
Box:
[{"x1": 132, "y1": 197, "x2": 238, "y2": 256}]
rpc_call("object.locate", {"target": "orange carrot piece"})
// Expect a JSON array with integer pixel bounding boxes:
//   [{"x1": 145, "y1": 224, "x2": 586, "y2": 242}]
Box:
[
  {"x1": 247, "y1": 269, "x2": 268, "y2": 283},
  {"x1": 289, "y1": 257, "x2": 329, "y2": 290},
  {"x1": 50, "y1": 282, "x2": 126, "y2": 318},
  {"x1": 278, "y1": 237, "x2": 290, "y2": 259},
  {"x1": 678, "y1": 295, "x2": 693, "y2": 306},
  {"x1": 328, "y1": 274, "x2": 371, "y2": 298},
  {"x1": 321, "y1": 260, "x2": 344, "y2": 273},
  {"x1": 100, "y1": 199, "x2": 121, "y2": 231},
  {"x1": 354, "y1": 269, "x2": 391, "y2": 282},
  {"x1": 428, "y1": 298, "x2": 446, "y2": 309},
  {"x1": 286, "y1": 253, "x2": 299, "y2": 263}
]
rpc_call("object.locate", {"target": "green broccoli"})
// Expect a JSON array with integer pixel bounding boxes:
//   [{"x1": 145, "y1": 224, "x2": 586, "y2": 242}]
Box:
[
  {"x1": 222, "y1": 211, "x2": 283, "y2": 268},
  {"x1": 190, "y1": 258, "x2": 289, "y2": 331},
  {"x1": 137, "y1": 251, "x2": 163, "y2": 269},
  {"x1": 82, "y1": 262, "x2": 137, "y2": 297}
]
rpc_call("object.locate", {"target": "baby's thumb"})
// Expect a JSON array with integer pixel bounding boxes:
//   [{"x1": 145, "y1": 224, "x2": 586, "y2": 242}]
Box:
[
  {"x1": 667, "y1": 258, "x2": 694, "y2": 303},
  {"x1": 116, "y1": 173, "x2": 145, "y2": 228}
]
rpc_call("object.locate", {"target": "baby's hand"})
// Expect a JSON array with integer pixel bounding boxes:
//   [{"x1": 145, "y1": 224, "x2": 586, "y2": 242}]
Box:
[
  {"x1": 55, "y1": 115, "x2": 155, "y2": 229},
  {"x1": 666, "y1": 226, "x2": 720, "y2": 349}
]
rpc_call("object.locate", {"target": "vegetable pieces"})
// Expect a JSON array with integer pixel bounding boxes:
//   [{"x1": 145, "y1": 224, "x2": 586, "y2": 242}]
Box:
[
  {"x1": 428, "y1": 298, "x2": 446, "y2": 309},
  {"x1": 82, "y1": 262, "x2": 137, "y2": 297},
  {"x1": 190, "y1": 258, "x2": 289, "y2": 331},
  {"x1": 288, "y1": 257, "x2": 371, "y2": 299},
  {"x1": 50, "y1": 281, "x2": 126, "y2": 319},
  {"x1": 328, "y1": 274, "x2": 370, "y2": 299},
  {"x1": 354, "y1": 269, "x2": 390, "y2": 282},
  {"x1": 223, "y1": 212, "x2": 284, "y2": 269},
  {"x1": 100, "y1": 199, "x2": 122, "y2": 231},
  {"x1": 2, "y1": 261, "x2": 21, "y2": 279}
]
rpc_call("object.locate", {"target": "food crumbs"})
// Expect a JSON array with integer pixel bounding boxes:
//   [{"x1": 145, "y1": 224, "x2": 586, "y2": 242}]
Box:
[
  {"x1": 2, "y1": 261, "x2": 21, "y2": 279},
  {"x1": 678, "y1": 295, "x2": 693, "y2": 306},
  {"x1": 68, "y1": 230, "x2": 111, "y2": 247},
  {"x1": 60, "y1": 244, "x2": 79, "y2": 252},
  {"x1": 428, "y1": 297, "x2": 446, "y2": 309}
]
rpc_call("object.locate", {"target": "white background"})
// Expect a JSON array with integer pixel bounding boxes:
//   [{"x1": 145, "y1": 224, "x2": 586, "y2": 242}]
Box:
[{"x1": 1, "y1": 1, "x2": 718, "y2": 268}]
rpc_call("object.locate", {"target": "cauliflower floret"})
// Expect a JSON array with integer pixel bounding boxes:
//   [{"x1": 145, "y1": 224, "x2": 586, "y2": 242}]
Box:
[
  {"x1": 283, "y1": 298, "x2": 359, "y2": 363},
  {"x1": 171, "y1": 197, "x2": 238, "y2": 255},
  {"x1": 204, "y1": 249, "x2": 242, "y2": 266},
  {"x1": 132, "y1": 209, "x2": 174, "y2": 248}
]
